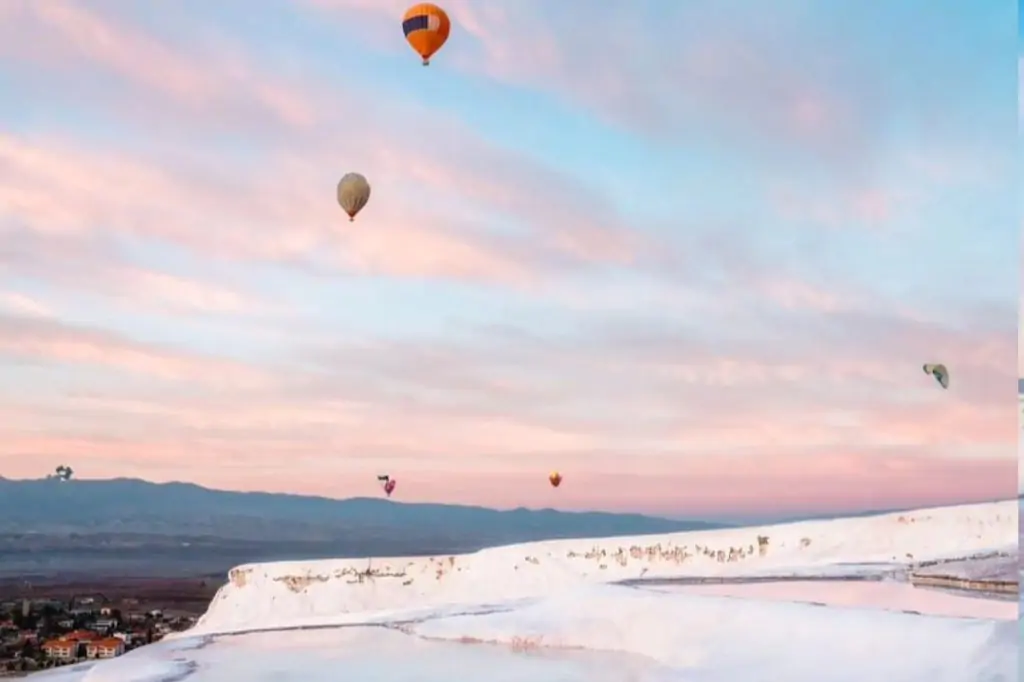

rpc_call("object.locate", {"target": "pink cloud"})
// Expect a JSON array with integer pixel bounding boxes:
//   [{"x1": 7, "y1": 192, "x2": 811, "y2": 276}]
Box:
[
  {"x1": 305, "y1": 1, "x2": 881, "y2": 164},
  {"x1": 0, "y1": 3, "x2": 646, "y2": 282},
  {"x1": 0, "y1": 431, "x2": 1009, "y2": 516},
  {"x1": 0, "y1": 2, "x2": 947, "y2": 313},
  {"x1": 0, "y1": 135, "x2": 530, "y2": 286},
  {"x1": 0, "y1": 295, "x2": 1010, "y2": 517},
  {"x1": 0, "y1": 1, "x2": 1012, "y2": 517},
  {"x1": 0, "y1": 315, "x2": 268, "y2": 386},
  {"x1": 0, "y1": 1, "x2": 318, "y2": 131},
  {"x1": 0, "y1": 104, "x2": 643, "y2": 293},
  {"x1": 303, "y1": 1, "x2": 1008, "y2": 213},
  {"x1": 1019, "y1": 56, "x2": 1024, "y2": 119},
  {"x1": 106, "y1": 268, "x2": 268, "y2": 315},
  {"x1": 0, "y1": 292, "x2": 53, "y2": 318},
  {"x1": 769, "y1": 184, "x2": 904, "y2": 231}
]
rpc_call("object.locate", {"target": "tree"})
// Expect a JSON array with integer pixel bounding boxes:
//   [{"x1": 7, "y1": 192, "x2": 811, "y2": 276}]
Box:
[{"x1": 20, "y1": 639, "x2": 37, "y2": 660}]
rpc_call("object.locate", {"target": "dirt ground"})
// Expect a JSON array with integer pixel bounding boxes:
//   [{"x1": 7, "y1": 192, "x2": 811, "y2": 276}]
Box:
[{"x1": 0, "y1": 576, "x2": 223, "y2": 616}]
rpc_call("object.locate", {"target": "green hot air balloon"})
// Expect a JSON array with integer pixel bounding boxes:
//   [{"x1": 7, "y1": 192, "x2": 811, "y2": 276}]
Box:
[{"x1": 337, "y1": 173, "x2": 371, "y2": 222}]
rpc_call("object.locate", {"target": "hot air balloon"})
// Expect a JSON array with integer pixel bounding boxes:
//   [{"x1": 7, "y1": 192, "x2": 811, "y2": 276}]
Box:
[
  {"x1": 402, "y1": 4, "x2": 450, "y2": 66},
  {"x1": 922, "y1": 363, "x2": 949, "y2": 389},
  {"x1": 548, "y1": 471, "x2": 562, "y2": 488},
  {"x1": 377, "y1": 474, "x2": 396, "y2": 497},
  {"x1": 337, "y1": 173, "x2": 371, "y2": 221}
]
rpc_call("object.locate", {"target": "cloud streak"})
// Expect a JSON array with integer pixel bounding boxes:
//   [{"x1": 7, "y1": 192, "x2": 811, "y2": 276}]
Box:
[{"x1": 0, "y1": 0, "x2": 1015, "y2": 516}]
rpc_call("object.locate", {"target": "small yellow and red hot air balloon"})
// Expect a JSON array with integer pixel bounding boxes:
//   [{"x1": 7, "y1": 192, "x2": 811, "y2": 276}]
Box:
[
  {"x1": 548, "y1": 471, "x2": 562, "y2": 488},
  {"x1": 402, "y1": 3, "x2": 450, "y2": 66}
]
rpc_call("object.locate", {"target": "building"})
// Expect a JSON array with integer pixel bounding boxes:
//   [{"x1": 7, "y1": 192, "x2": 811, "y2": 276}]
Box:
[
  {"x1": 85, "y1": 638, "x2": 125, "y2": 659},
  {"x1": 92, "y1": 617, "x2": 117, "y2": 632},
  {"x1": 41, "y1": 639, "x2": 77, "y2": 661},
  {"x1": 51, "y1": 630, "x2": 100, "y2": 659},
  {"x1": 63, "y1": 630, "x2": 99, "y2": 643}
]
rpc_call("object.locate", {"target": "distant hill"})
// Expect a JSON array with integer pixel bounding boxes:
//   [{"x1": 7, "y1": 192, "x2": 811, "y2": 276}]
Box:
[{"x1": 0, "y1": 477, "x2": 724, "y2": 557}]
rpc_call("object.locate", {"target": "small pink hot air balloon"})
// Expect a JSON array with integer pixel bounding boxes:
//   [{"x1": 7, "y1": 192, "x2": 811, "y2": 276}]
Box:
[{"x1": 377, "y1": 474, "x2": 396, "y2": 497}]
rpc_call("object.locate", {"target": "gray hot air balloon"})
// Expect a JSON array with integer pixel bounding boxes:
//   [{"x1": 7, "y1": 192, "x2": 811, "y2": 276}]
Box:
[
  {"x1": 922, "y1": 363, "x2": 949, "y2": 389},
  {"x1": 337, "y1": 173, "x2": 371, "y2": 222}
]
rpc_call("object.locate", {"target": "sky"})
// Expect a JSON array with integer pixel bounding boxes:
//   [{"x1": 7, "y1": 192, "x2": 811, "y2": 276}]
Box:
[
  {"x1": 1018, "y1": 5, "x2": 1024, "y2": 499},
  {"x1": 0, "y1": 0, "x2": 1017, "y2": 518}
]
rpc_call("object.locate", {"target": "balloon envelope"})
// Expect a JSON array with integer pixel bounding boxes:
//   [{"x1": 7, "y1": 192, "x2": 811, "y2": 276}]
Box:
[
  {"x1": 337, "y1": 173, "x2": 371, "y2": 221},
  {"x1": 548, "y1": 472, "x2": 562, "y2": 488},
  {"x1": 402, "y1": 4, "x2": 450, "y2": 65},
  {"x1": 922, "y1": 363, "x2": 949, "y2": 389}
]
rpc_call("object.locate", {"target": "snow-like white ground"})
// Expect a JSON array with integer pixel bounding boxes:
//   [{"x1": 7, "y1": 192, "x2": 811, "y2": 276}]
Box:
[
  {"x1": 913, "y1": 554, "x2": 1017, "y2": 582},
  {"x1": 29, "y1": 499, "x2": 1019, "y2": 681},
  {"x1": 185, "y1": 498, "x2": 1016, "y2": 635},
  {"x1": 645, "y1": 579, "x2": 1016, "y2": 619}
]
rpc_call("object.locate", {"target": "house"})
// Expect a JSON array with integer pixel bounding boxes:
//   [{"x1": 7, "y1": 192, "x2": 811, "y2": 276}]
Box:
[
  {"x1": 85, "y1": 638, "x2": 124, "y2": 659},
  {"x1": 60, "y1": 630, "x2": 99, "y2": 658},
  {"x1": 91, "y1": 618, "x2": 117, "y2": 632},
  {"x1": 112, "y1": 631, "x2": 134, "y2": 646},
  {"x1": 63, "y1": 630, "x2": 99, "y2": 642},
  {"x1": 41, "y1": 639, "x2": 77, "y2": 661}
]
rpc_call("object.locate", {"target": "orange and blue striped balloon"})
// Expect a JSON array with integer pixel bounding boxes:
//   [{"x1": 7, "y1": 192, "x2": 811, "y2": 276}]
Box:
[{"x1": 402, "y1": 3, "x2": 450, "y2": 66}]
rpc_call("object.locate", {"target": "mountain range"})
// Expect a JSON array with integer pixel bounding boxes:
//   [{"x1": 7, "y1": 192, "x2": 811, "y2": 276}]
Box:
[{"x1": 0, "y1": 477, "x2": 726, "y2": 578}]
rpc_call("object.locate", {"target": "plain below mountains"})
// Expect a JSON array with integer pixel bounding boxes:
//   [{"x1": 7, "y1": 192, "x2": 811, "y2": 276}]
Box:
[{"x1": 0, "y1": 477, "x2": 726, "y2": 579}]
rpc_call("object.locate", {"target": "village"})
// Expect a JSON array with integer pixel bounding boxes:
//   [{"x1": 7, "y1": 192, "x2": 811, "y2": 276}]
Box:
[{"x1": 0, "y1": 593, "x2": 199, "y2": 675}]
